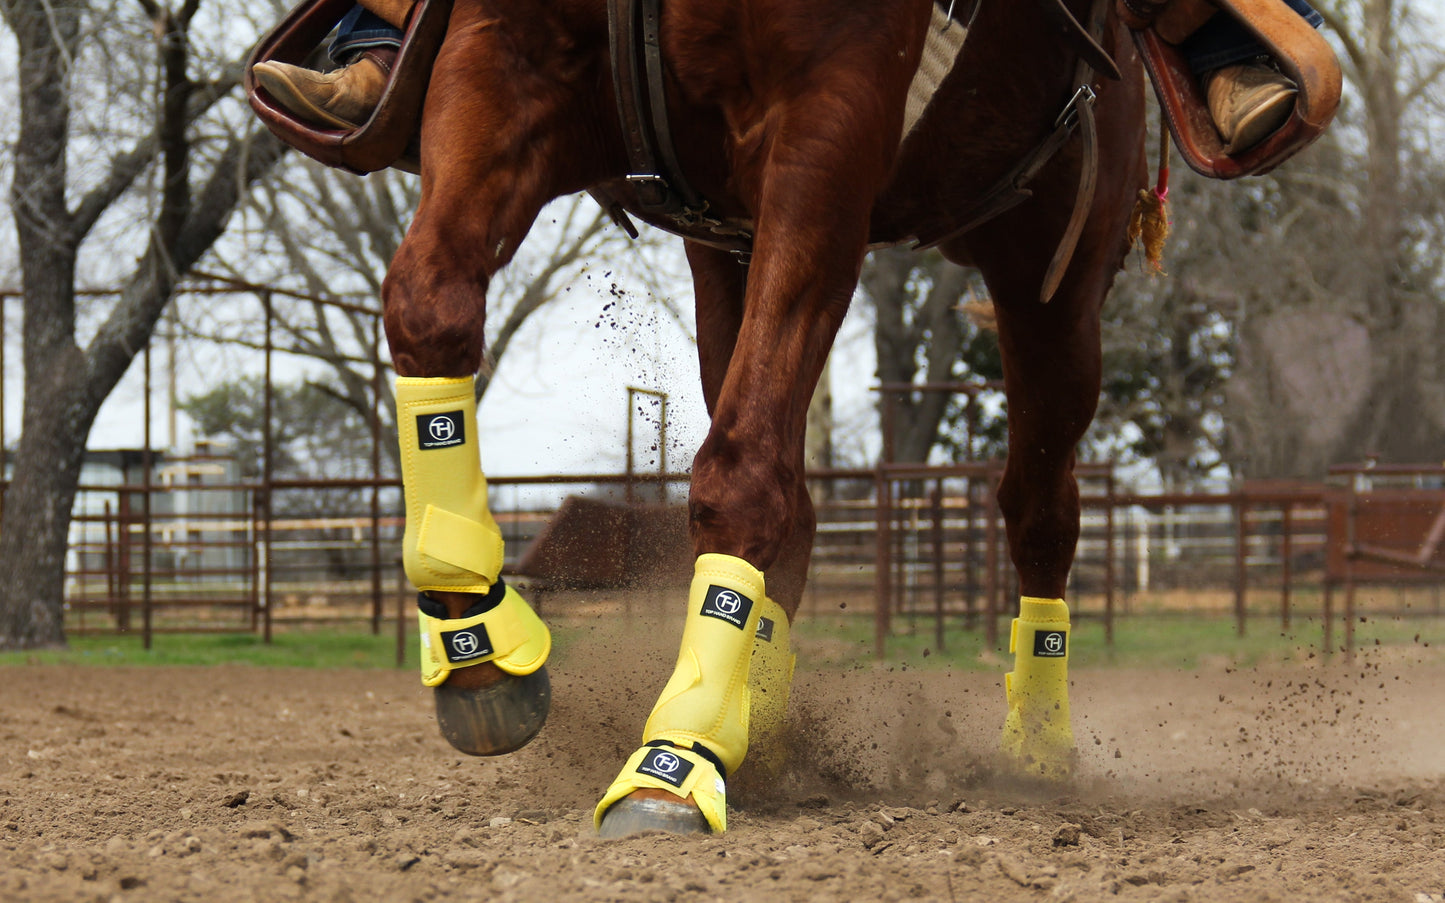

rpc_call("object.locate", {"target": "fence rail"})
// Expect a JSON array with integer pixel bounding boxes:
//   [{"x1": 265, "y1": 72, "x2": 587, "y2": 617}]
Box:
[{"x1": 55, "y1": 462, "x2": 1445, "y2": 659}]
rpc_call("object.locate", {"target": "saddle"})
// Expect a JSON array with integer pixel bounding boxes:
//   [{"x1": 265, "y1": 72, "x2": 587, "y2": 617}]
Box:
[
  {"x1": 244, "y1": 0, "x2": 451, "y2": 174},
  {"x1": 244, "y1": 0, "x2": 1340, "y2": 183},
  {"x1": 1121, "y1": 0, "x2": 1342, "y2": 178}
]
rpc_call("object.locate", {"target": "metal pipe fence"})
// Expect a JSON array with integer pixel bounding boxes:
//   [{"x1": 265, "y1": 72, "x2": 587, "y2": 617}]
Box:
[{"x1": 49, "y1": 463, "x2": 1445, "y2": 661}]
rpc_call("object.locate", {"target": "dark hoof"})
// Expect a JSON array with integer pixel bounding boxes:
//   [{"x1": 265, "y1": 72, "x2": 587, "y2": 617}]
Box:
[
  {"x1": 598, "y1": 796, "x2": 710, "y2": 839},
  {"x1": 433, "y1": 666, "x2": 551, "y2": 756}
]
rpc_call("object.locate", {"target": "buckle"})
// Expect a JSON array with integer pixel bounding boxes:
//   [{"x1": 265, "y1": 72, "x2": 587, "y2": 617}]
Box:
[{"x1": 1054, "y1": 83, "x2": 1097, "y2": 131}]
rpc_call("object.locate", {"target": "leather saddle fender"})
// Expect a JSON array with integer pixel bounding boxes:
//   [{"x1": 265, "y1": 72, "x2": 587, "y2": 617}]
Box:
[
  {"x1": 1121, "y1": 0, "x2": 1342, "y2": 179},
  {"x1": 244, "y1": 0, "x2": 453, "y2": 175}
]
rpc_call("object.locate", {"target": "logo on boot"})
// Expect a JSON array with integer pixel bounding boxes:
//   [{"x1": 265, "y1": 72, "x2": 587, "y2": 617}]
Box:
[
  {"x1": 756, "y1": 616, "x2": 775, "y2": 643},
  {"x1": 417, "y1": 412, "x2": 465, "y2": 449},
  {"x1": 441, "y1": 624, "x2": 493, "y2": 663},
  {"x1": 1033, "y1": 629, "x2": 1067, "y2": 658},
  {"x1": 701, "y1": 586, "x2": 754, "y2": 629},
  {"x1": 637, "y1": 748, "x2": 693, "y2": 788}
]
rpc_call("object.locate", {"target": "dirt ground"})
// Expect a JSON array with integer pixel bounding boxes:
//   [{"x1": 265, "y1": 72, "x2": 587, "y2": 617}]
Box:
[{"x1": 2, "y1": 622, "x2": 1444, "y2": 902}]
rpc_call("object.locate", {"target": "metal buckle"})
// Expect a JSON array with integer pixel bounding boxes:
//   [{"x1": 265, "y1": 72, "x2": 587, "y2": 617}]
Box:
[{"x1": 1054, "y1": 84, "x2": 1097, "y2": 131}]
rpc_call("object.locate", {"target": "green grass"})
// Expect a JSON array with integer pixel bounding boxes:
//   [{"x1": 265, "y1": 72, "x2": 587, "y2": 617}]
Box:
[
  {"x1": 1, "y1": 613, "x2": 1439, "y2": 672},
  {"x1": 796, "y1": 612, "x2": 1445, "y2": 671},
  {"x1": 0, "y1": 629, "x2": 404, "y2": 669}
]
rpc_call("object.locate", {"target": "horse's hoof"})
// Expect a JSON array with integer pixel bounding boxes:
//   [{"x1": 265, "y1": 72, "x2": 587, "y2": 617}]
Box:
[
  {"x1": 597, "y1": 795, "x2": 710, "y2": 839},
  {"x1": 433, "y1": 666, "x2": 550, "y2": 756}
]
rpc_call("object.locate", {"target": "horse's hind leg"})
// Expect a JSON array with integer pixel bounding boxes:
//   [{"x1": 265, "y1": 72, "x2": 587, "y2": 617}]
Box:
[{"x1": 952, "y1": 120, "x2": 1142, "y2": 779}]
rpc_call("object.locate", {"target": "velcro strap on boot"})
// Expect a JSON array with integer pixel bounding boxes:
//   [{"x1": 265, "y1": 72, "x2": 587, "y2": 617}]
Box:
[
  {"x1": 594, "y1": 744, "x2": 728, "y2": 833},
  {"x1": 643, "y1": 553, "x2": 766, "y2": 775},
  {"x1": 417, "y1": 580, "x2": 551, "y2": 687},
  {"x1": 397, "y1": 376, "x2": 506, "y2": 595},
  {"x1": 417, "y1": 505, "x2": 506, "y2": 582}
]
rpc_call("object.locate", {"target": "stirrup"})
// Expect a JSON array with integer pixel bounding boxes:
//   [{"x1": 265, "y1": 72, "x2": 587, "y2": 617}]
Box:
[
  {"x1": 1124, "y1": 0, "x2": 1341, "y2": 178},
  {"x1": 245, "y1": 0, "x2": 451, "y2": 173}
]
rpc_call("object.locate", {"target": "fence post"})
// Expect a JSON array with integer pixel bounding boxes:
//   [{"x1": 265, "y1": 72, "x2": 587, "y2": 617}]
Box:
[
  {"x1": 1104, "y1": 471, "x2": 1116, "y2": 646},
  {"x1": 1234, "y1": 495, "x2": 1247, "y2": 637},
  {"x1": 874, "y1": 467, "x2": 892, "y2": 659},
  {"x1": 931, "y1": 480, "x2": 945, "y2": 653}
]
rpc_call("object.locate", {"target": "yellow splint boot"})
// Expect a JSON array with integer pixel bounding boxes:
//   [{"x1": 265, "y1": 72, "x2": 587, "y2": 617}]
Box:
[
  {"x1": 1001, "y1": 596, "x2": 1075, "y2": 779},
  {"x1": 396, "y1": 376, "x2": 505, "y2": 595},
  {"x1": 747, "y1": 595, "x2": 795, "y2": 771},
  {"x1": 397, "y1": 376, "x2": 549, "y2": 686},
  {"x1": 596, "y1": 553, "x2": 765, "y2": 833}
]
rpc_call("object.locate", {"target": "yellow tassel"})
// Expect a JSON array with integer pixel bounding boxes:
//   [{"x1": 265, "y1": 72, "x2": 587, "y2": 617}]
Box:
[
  {"x1": 1128, "y1": 187, "x2": 1170, "y2": 274},
  {"x1": 1128, "y1": 125, "x2": 1172, "y2": 275}
]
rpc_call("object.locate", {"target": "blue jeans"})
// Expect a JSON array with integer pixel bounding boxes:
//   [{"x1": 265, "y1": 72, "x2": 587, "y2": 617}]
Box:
[
  {"x1": 1182, "y1": 0, "x2": 1324, "y2": 73},
  {"x1": 330, "y1": 8, "x2": 404, "y2": 63}
]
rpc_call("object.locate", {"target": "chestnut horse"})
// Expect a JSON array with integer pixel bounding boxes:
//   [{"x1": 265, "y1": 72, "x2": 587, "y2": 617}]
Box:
[{"x1": 382, "y1": 0, "x2": 1145, "y2": 835}]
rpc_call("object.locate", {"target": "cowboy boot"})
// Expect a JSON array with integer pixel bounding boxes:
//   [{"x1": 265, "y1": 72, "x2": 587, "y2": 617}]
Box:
[
  {"x1": 1207, "y1": 61, "x2": 1298, "y2": 154},
  {"x1": 252, "y1": 49, "x2": 395, "y2": 130}
]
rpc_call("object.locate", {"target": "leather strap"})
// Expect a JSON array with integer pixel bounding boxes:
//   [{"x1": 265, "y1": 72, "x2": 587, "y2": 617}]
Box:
[
  {"x1": 913, "y1": 0, "x2": 1112, "y2": 304},
  {"x1": 603, "y1": 0, "x2": 752, "y2": 251},
  {"x1": 1038, "y1": 0, "x2": 1122, "y2": 81},
  {"x1": 1038, "y1": 0, "x2": 1109, "y2": 302}
]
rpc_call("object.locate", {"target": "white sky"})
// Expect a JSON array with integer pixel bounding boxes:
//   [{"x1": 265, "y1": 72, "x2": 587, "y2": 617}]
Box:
[{"x1": 5, "y1": 0, "x2": 1443, "y2": 479}]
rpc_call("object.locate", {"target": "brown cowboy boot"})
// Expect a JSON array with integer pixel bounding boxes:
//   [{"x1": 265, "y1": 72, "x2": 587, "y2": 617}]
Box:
[
  {"x1": 1207, "y1": 62, "x2": 1298, "y2": 154},
  {"x1": 252, "y1": 49, "x2": 395, "y2": 130}
]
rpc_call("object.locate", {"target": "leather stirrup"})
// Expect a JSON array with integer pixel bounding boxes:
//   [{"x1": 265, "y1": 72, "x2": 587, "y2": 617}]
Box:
[
  {"x1": 245, "y1": 0, "x2": 454, "y2": 175},
  {"x1": 1123, "y1": 0, "x2": 1342, "y2": 178}
]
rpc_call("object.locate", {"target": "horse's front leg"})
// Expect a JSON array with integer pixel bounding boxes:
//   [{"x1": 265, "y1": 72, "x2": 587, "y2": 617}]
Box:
[
  {"x1": 596, "y1": 32, "x2": 922, "y2": 831},
  {"x1": 380, "y1": 20, "x2": 598, "y2": 755}
]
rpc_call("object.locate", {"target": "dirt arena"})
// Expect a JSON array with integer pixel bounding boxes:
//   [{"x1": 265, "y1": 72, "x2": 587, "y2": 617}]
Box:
[{"x1": 2, "y1": 619, "x2": 1443, "y2": 902}]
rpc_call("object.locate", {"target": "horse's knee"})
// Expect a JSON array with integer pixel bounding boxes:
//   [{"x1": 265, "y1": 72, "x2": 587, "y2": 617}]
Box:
[
  {"x1": 382, "y1": 252, "x2": 488, "y2": 376},
  {"x1": 688, "y1": 449, "x2": 798, "y2": 570}
]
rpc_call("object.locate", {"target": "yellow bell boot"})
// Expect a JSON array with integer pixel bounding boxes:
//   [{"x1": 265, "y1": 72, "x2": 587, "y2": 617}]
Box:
[
  {"x1": 1000, "y1": 596, "x2": 1075, "y2": 779},
  {"x1": 416, "y1": 580, "x2": 550, "y2": 686},
  {"x1": 596, "y1": 553, "x2": 765, "y2": 836},
  {"x1": 747, "y1": 595, "x2": 795, "y2": 773}
]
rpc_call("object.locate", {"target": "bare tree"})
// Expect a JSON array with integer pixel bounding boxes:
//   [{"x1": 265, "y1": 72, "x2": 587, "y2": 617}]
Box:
[
  {"x1": 1092, "y1": 0, "x2": 1445, "y2": 483},
  {"x1": 859, "y1": 247, "x2": 1003, "y2": 465},
  {"x1": 0, "y1": 0, "x2": 283, "y2": 648}
]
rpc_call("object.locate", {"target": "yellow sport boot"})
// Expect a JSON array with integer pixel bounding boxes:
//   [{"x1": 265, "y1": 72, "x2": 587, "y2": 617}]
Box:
[{"x1": 1001, "y1": 596, "x2": 1074, "y2": 779}]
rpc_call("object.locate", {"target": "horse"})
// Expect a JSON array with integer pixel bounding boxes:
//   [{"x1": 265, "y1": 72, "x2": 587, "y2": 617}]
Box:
[{"x1": 372, "y1": 0, "x2": 1147, "y2": 836}]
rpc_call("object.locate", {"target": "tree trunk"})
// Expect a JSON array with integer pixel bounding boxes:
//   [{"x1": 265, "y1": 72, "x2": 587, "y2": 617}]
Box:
[{"x1": 0, "y1": 0, "x2": 285, "y2": 648}]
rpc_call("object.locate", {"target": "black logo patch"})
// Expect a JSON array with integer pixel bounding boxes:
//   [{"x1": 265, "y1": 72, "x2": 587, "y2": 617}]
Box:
[
  {"x1": 755, "y1": 616, "x2": 775, "y2": 643},
  {"x1": 441, "y1": 624, "x2": 493, "y2": 663},
  {"x1": 637, "y1": 748, "x2": 693, "y2": 788},
  {"x1": 417, "y1": 412, "x2": 465, "y2": 450},
  {"x1": 1033, "y1": 629, "x2": 1067, "y2": 658},
  {"x1": 700, "y1": 585, "x2": 754, "y2": 630}
]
